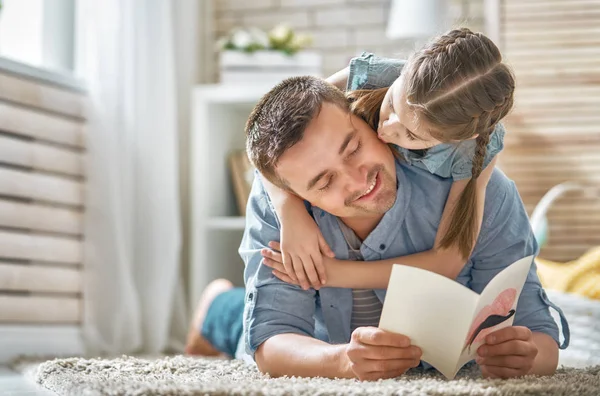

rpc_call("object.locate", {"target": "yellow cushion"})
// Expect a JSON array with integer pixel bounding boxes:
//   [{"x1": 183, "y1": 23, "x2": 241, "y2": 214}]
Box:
[{"x1": 536, "y1": 247, "x2": 600, "y2": 300}]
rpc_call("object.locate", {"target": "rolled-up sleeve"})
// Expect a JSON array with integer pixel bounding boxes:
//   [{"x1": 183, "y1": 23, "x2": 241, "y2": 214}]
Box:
[
  {"x1": 470, "y1": 172, "x2": 566, "y2": 347},
  {"x1": 239, "y1": 174, "x2": 317, "y2": 358},
  {"x1": 347, "y1": 52, "x2": 406, "y2": 91}
]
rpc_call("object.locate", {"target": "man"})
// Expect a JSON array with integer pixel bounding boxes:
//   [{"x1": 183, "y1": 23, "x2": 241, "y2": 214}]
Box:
[{"x1": 186, "y1": 75, "x2": 568, "y2": 381}]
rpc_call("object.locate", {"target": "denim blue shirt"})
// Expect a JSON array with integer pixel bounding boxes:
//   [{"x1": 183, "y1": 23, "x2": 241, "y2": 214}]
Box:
[
  {"x1": 348, "y1": 52, "x2": 506, "y2": 180},
  {"x1": 239, "y1": 162, "x2": 569, "y2": 365}
]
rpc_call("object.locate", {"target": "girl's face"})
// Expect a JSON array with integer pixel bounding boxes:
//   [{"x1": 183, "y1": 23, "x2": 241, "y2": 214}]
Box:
[{"x1": 377, "y1": 75, "x2": 442, "y2": 150}]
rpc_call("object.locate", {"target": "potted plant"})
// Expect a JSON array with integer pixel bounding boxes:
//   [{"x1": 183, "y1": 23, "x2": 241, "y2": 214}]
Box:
[{"x1": 217, "y1": 24, "x2": 322, "y2": 84}]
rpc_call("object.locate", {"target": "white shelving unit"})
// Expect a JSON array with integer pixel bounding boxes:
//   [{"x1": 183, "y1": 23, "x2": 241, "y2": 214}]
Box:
[{"x1": 190, "y1": 84, "x2": 272, "y2": 308}]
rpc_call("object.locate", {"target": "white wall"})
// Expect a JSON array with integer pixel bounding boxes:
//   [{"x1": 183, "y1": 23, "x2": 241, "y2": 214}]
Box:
[{"x1": 214, "y1": 0, "x2": 485, "y2": 78}]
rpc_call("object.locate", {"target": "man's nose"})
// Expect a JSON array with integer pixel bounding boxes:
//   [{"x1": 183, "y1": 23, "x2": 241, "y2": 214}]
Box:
[{"x1": 344, "y1": 165, "x2": 367, "y2": 191}]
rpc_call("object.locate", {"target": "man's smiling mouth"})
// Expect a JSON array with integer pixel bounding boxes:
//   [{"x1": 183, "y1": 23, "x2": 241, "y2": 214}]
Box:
[
  {"x1": 361, "y1": 177, "x2": 377, "y2": 197},
  {"x1": 356, "y1": 171, "x2": 380, "y2": 201}
]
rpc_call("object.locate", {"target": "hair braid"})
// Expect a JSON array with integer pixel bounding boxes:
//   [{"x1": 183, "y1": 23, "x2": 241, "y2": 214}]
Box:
[{"x1": 471, "y1": 129, "x2": 491, "y2": 179}]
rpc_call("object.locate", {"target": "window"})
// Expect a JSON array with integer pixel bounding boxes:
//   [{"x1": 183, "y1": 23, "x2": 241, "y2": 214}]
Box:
[{"x1": 0, "y1": 0, "x2": 76, "y2": 72}]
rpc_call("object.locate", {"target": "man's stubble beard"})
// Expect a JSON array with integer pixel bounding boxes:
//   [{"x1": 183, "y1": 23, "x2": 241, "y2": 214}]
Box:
[{"x1": 344, "y1": 165, "x2": 397, "y2": 215}]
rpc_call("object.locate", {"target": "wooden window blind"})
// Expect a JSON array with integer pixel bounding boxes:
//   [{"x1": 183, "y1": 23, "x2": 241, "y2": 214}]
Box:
[
  {"x1": 0, "y1": 70, "x2": 86, "y2": 324},
  {"x1": 499, "y1": 0, "x2": 600, "y2": 262}
]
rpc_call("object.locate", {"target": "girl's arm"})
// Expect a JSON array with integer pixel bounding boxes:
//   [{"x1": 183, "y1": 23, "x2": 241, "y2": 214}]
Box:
[
  {"x1": 262, "y1": 158, "x2": 498, "y2": 289},
  {"x1": 325, "y1": 67, "x2": 349, "y2": 90},
  {"x1": 257, "y1": 67, "x2": 347, "y2": 289},
  {"x1": 261, "y1": 177, "x2": 334, "y2": 290}
]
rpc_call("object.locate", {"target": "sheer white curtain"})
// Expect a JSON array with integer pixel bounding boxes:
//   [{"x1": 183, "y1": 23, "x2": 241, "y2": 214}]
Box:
[{"x1": 76, "y1": 0, "x2": 202, "y2": 355}]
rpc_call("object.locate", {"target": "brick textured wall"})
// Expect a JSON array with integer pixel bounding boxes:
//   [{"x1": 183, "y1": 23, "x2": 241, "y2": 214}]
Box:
[{"x1": 214, "y1": 0, "x2": 485, "y2": 79}]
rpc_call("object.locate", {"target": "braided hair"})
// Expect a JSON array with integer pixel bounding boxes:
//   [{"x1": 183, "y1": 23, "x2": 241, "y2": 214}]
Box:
[{"x1": 403, "y1": 27, "x2": 515, "y2": 258}]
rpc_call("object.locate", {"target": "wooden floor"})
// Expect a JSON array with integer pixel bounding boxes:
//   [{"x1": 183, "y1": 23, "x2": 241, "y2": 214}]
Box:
[{"x1": 0, "y1": 367, "x2": 54, "y2": 396}]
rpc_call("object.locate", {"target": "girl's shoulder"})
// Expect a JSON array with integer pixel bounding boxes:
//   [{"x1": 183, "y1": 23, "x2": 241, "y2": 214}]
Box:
[{"x1": 397, "y1": 123, "x2": 506, "y2": 181}]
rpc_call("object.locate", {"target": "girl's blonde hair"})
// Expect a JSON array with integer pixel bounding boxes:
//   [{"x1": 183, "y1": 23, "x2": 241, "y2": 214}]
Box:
[{"x1": 347, "y1": 27, "x2": 515, "y2": 259}]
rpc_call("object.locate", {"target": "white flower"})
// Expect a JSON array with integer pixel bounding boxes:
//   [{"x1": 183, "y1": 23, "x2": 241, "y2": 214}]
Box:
[
  {"x1": 269, "y1": 24, "x2": 293, "y2": 46},
  {"x1": 290, "y1": 33, "x2": 313, "y2": 49},
  {"x1": 249, "y1": 27, "x2": 269, "y2": 48},
  {"x1": 231, "y1": 29, "x2": 253, "y2": 49}
]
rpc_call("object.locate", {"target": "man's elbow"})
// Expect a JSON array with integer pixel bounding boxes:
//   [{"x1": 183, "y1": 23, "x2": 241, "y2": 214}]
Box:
[
  {"x1": 254, "y1": 344, "x2": 269, "y2": 374},
  {"x1": 255, "y1": 342, "x2": 282, "y2": 377}
]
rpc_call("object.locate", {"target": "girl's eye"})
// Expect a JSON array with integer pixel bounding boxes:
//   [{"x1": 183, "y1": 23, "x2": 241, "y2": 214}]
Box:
[{"x1": 406, "y1": 130, "x2": 417, "y2": 141}]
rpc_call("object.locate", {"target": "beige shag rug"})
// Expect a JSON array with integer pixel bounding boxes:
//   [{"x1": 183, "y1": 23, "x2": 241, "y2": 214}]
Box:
[{"x1": 15, "y1": 355, "x2": 600, "y2": 396}]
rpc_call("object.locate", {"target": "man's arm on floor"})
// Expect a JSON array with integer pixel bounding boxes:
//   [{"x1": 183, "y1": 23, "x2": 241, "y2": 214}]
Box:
[
  {"x1": 240, "y1": 173, "x2": 337, "y2": 377},
  {"x1": 255, "y1": 334, "x2": 352, "y2": 378}
]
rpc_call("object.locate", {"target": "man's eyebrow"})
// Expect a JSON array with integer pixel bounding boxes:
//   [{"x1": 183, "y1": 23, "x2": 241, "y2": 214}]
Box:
[
  {"x1": 338, "y1": 130, "x2": 357, "y2": 155},
  {"x1": 306, "y1": 170, "x2": 328, "y2": 191}
]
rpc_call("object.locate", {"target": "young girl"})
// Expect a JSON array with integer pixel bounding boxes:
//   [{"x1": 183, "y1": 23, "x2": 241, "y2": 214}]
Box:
[{"x1": 261, "y1": 28, "x2": 514, "y2": 290}]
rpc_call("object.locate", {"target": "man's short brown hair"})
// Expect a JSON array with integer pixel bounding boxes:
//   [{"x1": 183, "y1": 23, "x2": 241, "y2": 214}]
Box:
[{"x1": 245, "y1": 76, "x2": 349, "y2": 189}]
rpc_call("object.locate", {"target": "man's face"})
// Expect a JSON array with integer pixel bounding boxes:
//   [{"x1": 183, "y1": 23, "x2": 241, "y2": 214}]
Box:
[{"x1": 275, "y1": 102, "x2": 397, "y2": 218}]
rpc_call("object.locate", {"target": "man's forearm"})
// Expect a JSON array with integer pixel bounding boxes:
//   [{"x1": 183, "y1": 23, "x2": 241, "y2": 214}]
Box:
[
  {"x1": 529, "y1": 332, "x2": 559, "y2": 376},
  {"x1": 255, "y1": 333, "x2": 352, "y2": 379}
]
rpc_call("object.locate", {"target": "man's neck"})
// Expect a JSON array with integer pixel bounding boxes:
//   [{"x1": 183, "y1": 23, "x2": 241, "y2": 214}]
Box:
[{"x1": 338, "y1": 213, "x2": 385, "y2": 241}]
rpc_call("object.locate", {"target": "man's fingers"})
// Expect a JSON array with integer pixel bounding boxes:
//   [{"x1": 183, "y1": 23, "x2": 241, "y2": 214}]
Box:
[
  {"x1": 349, "y1": 343, "x2": 421, "y2": 361},
  {"x1": 358, "y1": 358, "x2": 420, "y2": 375},
  {"x1": 476, "y1": 354, "x2": 531, "y2": 370},
  {"x1": 480, "y1": 365, "x2": 498, "y2": 379},
  {"x1": 480, "y1": 364, "x2": 524, "y2": 379},
  {"x1": 263, "y1": 257, "x2": 286, "y2": 272},
  {"x1": 261, "y1": 248, "x2": 283, "y2": 264},
  {"x1": 356, "y1": 369, "x2": 406, "y2": 382},
  {"x1": 359, "y1": 371, "x2": 400, "y2": 381},
  {"x1": 352, "y1": 327, "x2": 411, "y2": 348},
  {"x1": 486, "y1": 326, "x2": 532, "y2": 345},
  {"x1": 478, "y1": 339, "x2": 537, "y2": 358}
]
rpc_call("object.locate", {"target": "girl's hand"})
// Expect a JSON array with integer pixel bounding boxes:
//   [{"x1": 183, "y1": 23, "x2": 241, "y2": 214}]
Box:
[
  {"x1": 262, "y1": 241, "x2": 334, "y2": 290},
  {"x1": 261, "y1": 242, "x2": 300, "y2": 286},
  {"x1": 278, "y1": 215, "x2": 335, "y2": 290}
]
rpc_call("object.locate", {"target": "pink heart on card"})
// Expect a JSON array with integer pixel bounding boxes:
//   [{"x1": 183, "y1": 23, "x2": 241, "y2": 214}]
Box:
[{"x1": 464, "y1": 288, "x2": 517, "y2": 349}]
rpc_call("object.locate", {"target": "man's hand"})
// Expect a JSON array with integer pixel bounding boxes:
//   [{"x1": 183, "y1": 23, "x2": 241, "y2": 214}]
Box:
[
  {"x1": 476, "y1": 326, "x2": 538, "y2": 378},
  {"x1": 344, "y1": 327, "x2": 422, "y2": 381}
]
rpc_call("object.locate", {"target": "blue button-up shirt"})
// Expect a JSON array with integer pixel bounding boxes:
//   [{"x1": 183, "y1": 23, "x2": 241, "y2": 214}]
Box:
[{"x1": 239, "y1": 161, "x2": 567, "y2": 363}]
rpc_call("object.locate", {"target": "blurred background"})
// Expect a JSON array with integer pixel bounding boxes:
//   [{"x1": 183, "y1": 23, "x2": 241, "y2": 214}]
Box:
[{"x1": 0, "y1": 0, "x2": 598, "y2": 366}]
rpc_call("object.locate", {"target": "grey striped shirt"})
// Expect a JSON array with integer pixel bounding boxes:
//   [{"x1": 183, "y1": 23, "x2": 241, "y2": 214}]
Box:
[{"x1": 337, "y1": 219, "x2": 383, "y2": 331}]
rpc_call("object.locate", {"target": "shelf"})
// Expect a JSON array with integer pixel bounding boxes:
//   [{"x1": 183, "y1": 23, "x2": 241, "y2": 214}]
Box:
[
  {"x1": 193, "y1": 83, "x2": 273, "y2": 105},
  {"x1": 206, "y1": 216, "x2": 246, "y2": 230}
]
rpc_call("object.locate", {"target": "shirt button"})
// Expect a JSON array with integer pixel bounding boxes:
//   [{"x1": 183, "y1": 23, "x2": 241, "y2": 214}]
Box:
[
  {"x1": 379, "y1": 244, "x2": 386, "y2": 250},
  {"x1": 248, "y1": 292, "x2": 254, "y2": 301}
]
